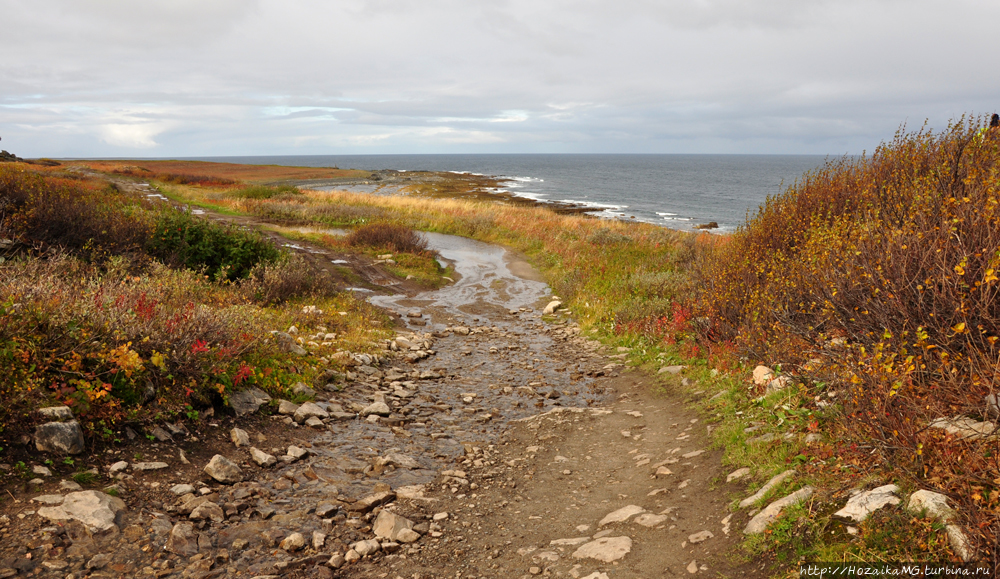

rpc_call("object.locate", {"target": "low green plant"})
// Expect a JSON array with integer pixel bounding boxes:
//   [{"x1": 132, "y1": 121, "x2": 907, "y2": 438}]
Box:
[{"x1": 72, "y1": 471, "x2": 98, "y2": 485}]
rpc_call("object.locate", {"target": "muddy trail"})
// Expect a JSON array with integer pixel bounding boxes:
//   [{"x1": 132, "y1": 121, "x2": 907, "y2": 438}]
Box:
[{"x1": 0, "y1": 180, "x2": 764, "y2": 579}]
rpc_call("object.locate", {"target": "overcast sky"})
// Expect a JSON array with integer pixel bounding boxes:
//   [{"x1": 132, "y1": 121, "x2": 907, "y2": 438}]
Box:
[{"x1": 2, "y1": 0, "x2": 997, "y2": 157}]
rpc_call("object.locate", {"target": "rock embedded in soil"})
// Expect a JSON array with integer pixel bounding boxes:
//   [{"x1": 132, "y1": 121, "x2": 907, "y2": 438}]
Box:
[
  {"x1": 543, "y1": 300, "x2": 562, "y2": 315},
  {"x1": 907, "y1": 489, "x2": 975, "y2": 562},
  {"x1": 726, "y1": 467, "x2": 750, "y2": 482},
  {"x1": 229, "y1": 386, "x2": 272, "y2": 416},
  {"x1": 373, "y1": 510, "x2": 417, "y2": 542},
  {"x1": 752, "y1": 365, "x2": 774, "y2": 386},
  {"x1": 132, "y1": 461, "x2": 169, "y2": 471},
  {"x1": 294, "y1": 402, "x2": 329, "y2": 423},
  {"x1": 739, "y1": 469, "x2": 796, "y2": 508},
  {"x1": 38, "y1": 406, "x2": 74, "y2": 420},
  {"x1": 834, "y1": 484, "x2": 900, "y2": 522},
  {"x1": 280, "y1": 532, "x2": 306, "y2": 551},
  {"x1": 744, "y1": 486, "x2": 814, "y2": 534},
  {"x1": 598, "y1": 505, "x2": 647, "y2": 526},
  {"x1": 572, "y1": 536, "x2": 632, "y2": 562},
  {"x1": 688, "y1": 530, "x2": 714, "y2": 544},
  {"x1": 166, "y1": 522, "x2": 200, "y2": 557},
  {"x1": 278, "y1": 400, "x2": 300, "y2": 415},
  {"x1": 35, "y1": 420, "x2": 86, "y2": 454},
  {"x1": 204, "y1": 455, "x2": 243, "y2": 484}
]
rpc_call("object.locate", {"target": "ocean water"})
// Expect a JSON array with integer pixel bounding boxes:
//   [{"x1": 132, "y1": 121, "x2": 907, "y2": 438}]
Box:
[{"x1": 187, "y1": 154, "x2": 830, "y2": 232}]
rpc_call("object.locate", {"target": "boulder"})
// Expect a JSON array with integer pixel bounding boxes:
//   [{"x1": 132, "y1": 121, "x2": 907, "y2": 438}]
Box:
[
  {"x1": 928, "y1": 416, "x2": 997, "y2": 441},
  {"x1": 203, "y1": 455, "x2": 243, "y2": 484},
  {"x1": 35, "y1": 421, "x2": 85, "y2": 454},
  {"x1": 277, "y1": 400, "x2": 300, "y2": 415},
  {"x1": 36, "y1": 490, "x2": 126, "y2": 535},
  {"x1": 744, "y1": 486, "x2": 814, "y2": 534},
  {"x1": 834, "y1": 484, "x2": 900, "y2": 522},
  {"x1": 598, "y1": 505, "x2": 646, "y2": 526},
  {"x1": 291, "y1": 382, "x2": 316, "y2": 398},
  {"x1": 228, "y1": 387, "x2": 272, "y2": 416}
]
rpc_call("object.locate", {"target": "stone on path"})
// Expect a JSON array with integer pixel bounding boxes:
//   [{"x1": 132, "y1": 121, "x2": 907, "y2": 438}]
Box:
[
  {"x1": 373, "y1": 510, "x2": 420, "y2": 543},
  {"x1": 834, "y1": 484, "x2": 900, "y2": 522},
  {"x1": 35, "y1": 420, "x2": 85, "y2": 454},
  {"x1": 286, "y1": 445, "x2": 309, "y2": 461},
  {"x1": 228, "y1": 387, "x2": 271, "y2": 416},
  {"x1": 280, "y1": 532, "x2": 306, "y2": 551},
  {"x1": 230, "y1": 427, "x2": 250, "y2": 447},
  {"x1": 352, "y1": 539, "x2": 381, "y2": 556},
  {"x1": 189, "y1": 502, "x2": 224, "y2": 523},
  {"x1": 170, "y1": 484, "x2": 195, "y2": 496},
  {"x1": 293, "y1": 402, "x2": 329, "y2": 424},
  {"x1": 727, "y1": 467, "x2": 750, "y2": 483},
  {"x1": 599, "y1": 504, "x2": 646, "y2": 526},
  {"x1": 249, "y1": 447, "x2": 277, "y2": 468},
  {"x1": 543, "y1": 300, "x2": 562, "y2": 315},
  {"x1": 687, "y1": 560, "x2": 699, "y2": 574},
  {"x1": 658, "y1": 365, "x2": 686, "y2": 375},
  {"x1": 361, "y1": 401, "x2": 391, "y2": 417},
  {"x1": 739, "y1": 469, "x2": 796, "y2": 508},
  {"x1": 36, "y1": 490, "x2": 126, "y2": 535},
  {"x1": 633, "y1": 513, "x2": 668, "y2": 527},
  {"x1": 572, "y1": 536, "x2": 632, "y2": 562},
  {"x1": 550, "y1": 537, "x2": 590, "y2": 546},
  {"x1": 348, "y1": 490, "x2": 396, "y2": 514},
  {"x1": 688, "y1": 530, "x2": 714, "y2": 544},
  {"x1": 277, "y1": 400, "x2": 300, "y2": 415},
  {"x1": 166, "y1": 522, "x2": 199, "y2": 556},
  {"x1": 744, "y1": 486, "x2": 814, "y2": 534},
  {"x1": 203, "y1": 455, "x2": 243, "y2": 484},
  {"x1": 132, "y1": 462, "x2": 169, "y2": 471}
]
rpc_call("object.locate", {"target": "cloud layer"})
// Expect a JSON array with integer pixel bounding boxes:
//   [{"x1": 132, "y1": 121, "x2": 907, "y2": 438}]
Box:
[{"x1": 2, "y1": 0, "x2": 998, "y2": 157}]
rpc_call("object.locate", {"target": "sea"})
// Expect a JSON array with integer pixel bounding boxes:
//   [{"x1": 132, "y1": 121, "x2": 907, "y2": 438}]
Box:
[{"x1": 184, "y1": 154, "x2": 831, "y2": 233}]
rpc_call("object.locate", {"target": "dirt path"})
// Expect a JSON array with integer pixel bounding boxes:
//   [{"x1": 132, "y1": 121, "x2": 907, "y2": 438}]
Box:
[{"x1": 0, "y1": 182, "x2": 760, "y2": 579}]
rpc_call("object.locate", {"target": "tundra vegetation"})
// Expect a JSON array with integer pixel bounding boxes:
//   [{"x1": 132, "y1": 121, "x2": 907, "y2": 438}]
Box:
[{"x1": 1, "y1": 115, "x2": 997, "y2": 569}]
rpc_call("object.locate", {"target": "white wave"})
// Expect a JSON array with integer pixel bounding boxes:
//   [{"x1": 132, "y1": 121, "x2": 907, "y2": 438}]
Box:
[
  {"x1": 656, "y1": 212, "x2": 678, "y2": 216},
  {"x1": 559, "y1": 199, "x2": 626, "y2": 210}
]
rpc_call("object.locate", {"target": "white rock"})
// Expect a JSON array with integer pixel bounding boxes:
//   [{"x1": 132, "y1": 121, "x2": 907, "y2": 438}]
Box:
[
  {"x1": 598, "y1": 504, "x2": 646, "y2": 526},
  {"x1": 752, "y1": 365, "x2": 774, "y2": 386},
  {"x1": 38, "y1": 406, "x2": 74, "y2": 420},
  {"x1": 286, "y1": 445, "x2": 309, "y2": 461},
  {"x1": 633, "y1": 513, "x2": 669, "y2": 527},
  {"x1": 293, "y1": 402, "x2": 329, "y2": 424},
  {"x1": 36, "y1": 490, "x2": 126, "y2": 534},
  {"x1": 688, "y1": 530, "x2": 714, "y2": 544},
  {"x1": 550, "y1": 537, "x2": 591, "y2": 546},
  {"x1": 928, "y1": 416, "x2": 997, "y2": 441},
  {"x1": 352, "y1": 538, "x2": 381, "y2": 556},
  {"x1": 907, "y1": 489, "x2": 956, "y2": 522},
  {"x1": 373, "y1": 510, "x2": 417, "y2": 542},
  {"x1": 361, "y1": 401, "x2": 391, "y2": 417},
  {"x1": 313, "y1": 531, "x2": 327, "y2": 550},
  {"x1": 203, "y1": 455, "x2": 243, "y2": 484},
  {"x1": 170, "y1": 484, "x2": 196, "y2": 496},
  {"x1": 834, "y1": 485, "x2": 900, "y2": 522},
  {"x1": 249, "y1": 447, "x2": 277, "y2": 468},
  {"x1": 543, "y1": 300, "x2": 562, "y2": 315},
  {"x1": 280, "y1": 532, "x2": 306, "y2": 551},
  {"x1": 658, "y1": 365, "x2": 686, "y2": 375},
  {"x1": 744, "y1": 486, "x2": 814, "y2": 534},
  {"x1": 687, "y1": 560, "x2": 699, "y2": 574},
  {"x1": 109, "y1": 461, "x2": 129, "y2": 474},
  {"x1": 572, "y1": 536, "x2": 632, "y2": 562},
  {"x1": 739, "y1": 469, "x2": 796, "y2": 508},
  {"x1": 726, "y1": 467, "x2": 750, "y2": 483}
]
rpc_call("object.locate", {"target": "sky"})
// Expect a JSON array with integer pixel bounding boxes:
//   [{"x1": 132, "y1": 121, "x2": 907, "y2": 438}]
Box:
[{"x1": 2, "y1": 0, "x2": 998, "y2": 158}]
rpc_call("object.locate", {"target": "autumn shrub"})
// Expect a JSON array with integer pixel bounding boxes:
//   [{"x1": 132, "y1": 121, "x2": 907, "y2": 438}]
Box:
[
  {"x1": 240, "y1": 253, "x2": 341, "y2": 305},
  {"x1": 148, "y1": 210, "x2": 282, "y2": 281},
  {"x1": 346, "y1": 223, "x2": 429, "y2": 253},
  {"x1": 0, "y1": 165, "x2": 154, "y2": 257},
  {"x1": 156, "y1": 173, "x2": 238, "y2": 187},
  {"x1": 697, "y1": 115, "x2": 1000, "y2": 553}
]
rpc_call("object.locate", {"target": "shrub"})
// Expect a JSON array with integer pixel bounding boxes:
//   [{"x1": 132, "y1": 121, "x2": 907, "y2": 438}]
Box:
[
  {"x1": 346, "y1": 223, "x2": 429, "y2": 253},
  {"x1": 147, "y1": 210, "x2": 282, "y2": 281},
  {"x1": 696, "y1": 115, "x2": 1000, "y2": 552},
  {"x1": 232, "y1": 184, "x2": 301, "y2": 199}
]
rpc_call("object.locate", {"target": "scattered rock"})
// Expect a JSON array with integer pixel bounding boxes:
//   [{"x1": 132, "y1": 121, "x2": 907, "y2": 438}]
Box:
[
  {"x1": 572, "y1": 536, "x2": 632, "y2": 562},
  {"x1": 688, "y1": 530, "x2": 714, "y2": 544},
  {"x1": 132, "y1": 461, "x2": 169, "y2": 471},
  {"x1": 294, "y1": 402, "x2": 329, "y2": 424},
  {"x1": 907, "y1": 490, "x2": 974, "y2": 562},
  {"x1": 150, "y1": 426, "x2": 173, "y2": 442},
  {"x1": 744, "y1": 486, "x2": 814, "y2": 534},
  {"x1": 280, "y1": 532, "x2": 306, "y2": 551},
  {"x1": 170, "y1": 484, "x2": 196, "y2": 496},
  {"x1": 361, "y1": 401, "x2": 391, "y2": 417},
  {"x1": 633, "y1": 513, "x2": 668, "y2": 527},
  {"x1": 352, "y1": 538, "x2": 381, "y2": 556},
  {"x1": 35, "y1": 420, "x2": 85, "y2": 454},
  {"x1": 249, "y1": 447, "x2": 277, "y2": 468},
  {"x1": 230, "y1": 427, "x2": 250, "y2": 447},
  {"x1": 349, "y1": 491, "x2": 396, "y2": 514},
  {"x1": 203, "y1": 455, "x2": 243, "y2": 484},
  {"x1": 373, "y1": 510, "x2": 419, "y2": 542},
  {"x1": 278, "y1": 400, "x2": 300, "y2": 415},
  {"x1": 189, "y1": 502, "x2": 225, "y2": 523},
  {"x1": 36, "y1": 490, "x2": 126, "y2": 534},
  {"x1": 658, "y1": 365, "x2": 686, "y2": 375},
  {"x1": 328, "y1": 553, "x2": 346, "y2": 568},
  {"x1": 766, "y1": 376, "x2": 794, "y2": 393},
  {"x1": 166, "y1": 522, "x2": 200, "y2": 557},
  {"x1": 687, "y1": 560, "x2": 699, "y2": 574},
  {"x1": 286, "y1": 445, "x2": 309, "y2": 461},
  {"x1": 543, "y1": 301, "x2": 562, "y2": 315},
  {"x1": 291, "y1": 382, "x2": 316, "y2": 398},
  {"x1": 834, "y1": 484, "x2": 900, "y2": 522},
  {"x1": 599, "y1": 504, "x2": 646, "y2": 526}
]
